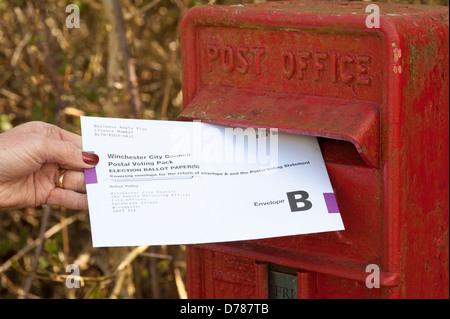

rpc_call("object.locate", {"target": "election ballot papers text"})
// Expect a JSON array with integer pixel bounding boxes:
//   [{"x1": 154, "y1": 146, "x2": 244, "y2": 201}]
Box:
[{"x1": 81, "y1": 116, "x2": 344, "y2": 247}]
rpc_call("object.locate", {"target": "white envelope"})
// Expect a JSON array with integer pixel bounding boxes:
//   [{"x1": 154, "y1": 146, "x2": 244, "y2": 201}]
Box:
[{"x1": 81, "y1": 116, "x2": 344, "y2": 247}]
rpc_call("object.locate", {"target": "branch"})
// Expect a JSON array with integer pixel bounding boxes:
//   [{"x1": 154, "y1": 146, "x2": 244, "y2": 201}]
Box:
[
  {"x1": 28, "y1": 0, "x2": 67, "y2": 124},
  {"x1": 0, "y1": 212, "x2": 86, "y2": 274},
  {"x1": 124, "y1": 0, "x2": 162, "y2": 20},
  {"x1": 111, "y1": 0, "x2": 143, "y2": 119},
  {"x1": 22, "y1": 205, "x2": 51, "y2": 299},
  {"x1": 110, "y1": 245, "x2": 149, "y2": 299},
  {"x1": 160, "y1": 1, "x2": 187, "y2": 120}
]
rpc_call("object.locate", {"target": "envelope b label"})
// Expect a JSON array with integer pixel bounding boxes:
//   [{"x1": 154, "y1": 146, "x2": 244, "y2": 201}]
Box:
[{"x1": 286, "y1": 191, "x2": 312, "y2": 212}]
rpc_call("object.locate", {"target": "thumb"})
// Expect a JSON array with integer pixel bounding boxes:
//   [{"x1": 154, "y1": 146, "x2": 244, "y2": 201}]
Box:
[{"x1": 37, "y1": 138, "x2": 99, "y2": 170}]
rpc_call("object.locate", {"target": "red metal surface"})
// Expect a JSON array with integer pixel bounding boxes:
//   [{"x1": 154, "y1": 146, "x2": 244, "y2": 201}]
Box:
[
  {"x1": 179, "y1": 86, "x2": 380, "y2": 167},
  {"x1": 179, "y1": 1, "x2": 449, "y2": 299}
]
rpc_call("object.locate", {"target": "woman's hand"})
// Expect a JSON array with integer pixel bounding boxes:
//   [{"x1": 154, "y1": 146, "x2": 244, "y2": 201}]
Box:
[{"x1": 0, "y1": 121, "x2": 99, "y2": 210}]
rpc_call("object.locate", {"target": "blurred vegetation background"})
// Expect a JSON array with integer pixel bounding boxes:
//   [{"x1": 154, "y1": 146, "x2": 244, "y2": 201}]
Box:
[{"x1": 0, "y1": 0, "x2": 448, "y2": 299}]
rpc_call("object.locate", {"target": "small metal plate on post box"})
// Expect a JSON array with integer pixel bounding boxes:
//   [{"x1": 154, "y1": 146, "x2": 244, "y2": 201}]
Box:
[{"x1": 269, "y1": 271, "x2": 297, "y2": 299}]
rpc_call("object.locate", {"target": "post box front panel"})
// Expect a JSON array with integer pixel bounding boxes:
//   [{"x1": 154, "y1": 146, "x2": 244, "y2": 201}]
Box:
[
  {"x1": 198, "y1": 26, "x2": 383, "y2": 104},
  {"x1": 187, "y1": 246, "x2": 383, "y2": 299},
  {"x1": 182, "y1": 2, "x2": 449, "y2": 299},
  {"x1": 210, "y1": 252, "x2": 259, "y2": 299},
  {"x1": 182, "y1": 16, "x2": 386, "y2": 274}
]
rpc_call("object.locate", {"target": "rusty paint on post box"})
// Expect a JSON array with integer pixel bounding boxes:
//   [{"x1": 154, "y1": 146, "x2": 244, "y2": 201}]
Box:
[{"x1": 179, "y1": 1, "x2": 449, "y2": 299}]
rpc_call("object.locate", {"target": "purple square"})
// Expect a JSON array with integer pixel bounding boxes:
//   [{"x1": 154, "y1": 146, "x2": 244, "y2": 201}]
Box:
[
  {"x1": 323, "y1": 193, "x2": 340, "y2": 214},
  {"x1": 84, "y1": 167, "x2": 98, "y2": 184},
  {"x1": 84, "y1": 151, "x2": 98, "y2": 184}
]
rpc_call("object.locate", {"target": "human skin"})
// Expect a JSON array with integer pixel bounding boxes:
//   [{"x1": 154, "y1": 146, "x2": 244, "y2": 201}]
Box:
[{"x1": 0, "y1": 121, "x2": 99, "y2": 210}]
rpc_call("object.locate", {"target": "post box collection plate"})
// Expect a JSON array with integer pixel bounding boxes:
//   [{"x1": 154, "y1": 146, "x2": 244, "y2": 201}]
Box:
[
  {"x1": 179, "y1": 1, "x2": 449, "y2": 299},
  {"x1": 269, "y1": 271, "x2": 298, "y2": 299}
]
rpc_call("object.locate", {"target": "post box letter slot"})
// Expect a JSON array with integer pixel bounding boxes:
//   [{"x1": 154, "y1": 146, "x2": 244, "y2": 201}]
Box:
[{"x1": 178, "y1": 86, "x2": 380, "y2": 168}]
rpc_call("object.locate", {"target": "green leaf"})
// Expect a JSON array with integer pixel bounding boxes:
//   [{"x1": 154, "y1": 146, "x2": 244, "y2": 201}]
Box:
[
  {"x1": 0, "y1": 238, "x2": 12, "y2": 256},
  {"x1": 88, "y1": 285, "x2": 102, "y2": 299},
  {"x1": 31, "y1": 105, "x2": 43, "y2": 121},
  {"x1": 10, "y1": 259, "x2": 20, "y2": 271},
  {"x1": 38, "y1": 256, "x2": 49, "y2": 270},
  {"x1": 157, "y1": 260, "x2": 168, "y2": 271},
  {"x1": 0, "y1": 114, "x2": 13, "y2": 132},
  {"x1": 44, "y1": 239, "x2": 59, "y2": 254}
]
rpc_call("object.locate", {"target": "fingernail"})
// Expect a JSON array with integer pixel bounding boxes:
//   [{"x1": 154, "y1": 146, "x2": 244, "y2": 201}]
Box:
[{"x1": 82, "y1": 152, "x2": 99, "y2": 165}]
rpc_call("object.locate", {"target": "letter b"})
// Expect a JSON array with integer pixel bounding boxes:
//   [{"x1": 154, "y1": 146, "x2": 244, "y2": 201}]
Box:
[{"x1": 286, "y1": 191, "x2": 312, "y2": 212}]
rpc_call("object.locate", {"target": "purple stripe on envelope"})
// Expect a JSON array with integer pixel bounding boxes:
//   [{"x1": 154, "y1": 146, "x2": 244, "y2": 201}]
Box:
[
  {"x1": 323, "y1": 193, "x2": 340, "y2": 214},
  {"x1": 84, "y1": 151, "x2": 98, "y2": 184},
  {"x1": 85, "y1": 167, "x2": 98, "y2": 184}
]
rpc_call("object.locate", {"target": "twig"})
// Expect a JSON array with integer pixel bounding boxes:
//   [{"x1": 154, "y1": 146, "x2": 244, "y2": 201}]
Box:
[
  {"x1": 34, "y1": 0, "x2": 59, "y2": 94},
  {"x1": 111, "y1": 0, "x2": 143, "y2": 119},
  {"x1": 22, "y1": 205, "x2": 51, "y2": 299},
  {"x1": 124, "y1": 0, "x2": 162, "y2": 20},
  {"x1": 109, "y1": 245, "x2": 148, "y2": 299},
  {"x1": 149, "y1": 246, "x2": 160, "y2": 298},
  {"x1": 174, "y1": 267, "x2": 187, "y2": 299},
  {"x1": 11, "y1": 262, "x2": 114, "y2": 285},
  {"x1": 109, "y1": 265, "x2": 127, "y2": 298},
  {"x1": 141, "y1": 252, "x2": 173, "y2": 260},
  {"x1": 160, "y1": 0, "x2": 187, "y2": 120},
  {"x1": 60, "y1": 207, "x2": 70, "y2": 261},
  {"x1": 102, "y1": 0, "x2": 122, "y2": 118},
  {"x1": 0, "y1": 88, "x2": 22, "y2": 102},
  {"x1": 0, "y1": 212, "x2": 85, "y2": 274},
  {"x1": 28, "y1": 0, "x2": 67, "y2": 125},
  {"x1": 10, "y1": 32, "x2": 32, "y2": 67},
  {"x1": 115, "y1": 245, "x2": 149, "y2": 273},
  {"x1": 0, "y1": 273, "x2": 41, "y2": 299}
]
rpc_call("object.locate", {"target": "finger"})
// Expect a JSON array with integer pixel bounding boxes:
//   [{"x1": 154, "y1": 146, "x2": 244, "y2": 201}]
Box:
[
  {"x1": 37, "y1": 138, "x2": 99, "y2": 170},
  {"x1": 41, "y1": 122, "x2": 83, "y2": 148},
  {"x1": 11, "y1": 122, "x2": 83, "y2": 148},
  {"x1": 46, "y1": 187, "x2": 89, "y2": 211},
  {"x1": 60, "y1": 170, "x2": 87, "y2": 193},
  {"x1": 52, "y1": 126, "x2": 83, "y2": 149}
]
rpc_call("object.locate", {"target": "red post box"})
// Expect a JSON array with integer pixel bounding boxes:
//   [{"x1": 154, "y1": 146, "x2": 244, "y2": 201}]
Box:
[{"x1": 178, "y1": 1, "x2": 449, "y2": 299}]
